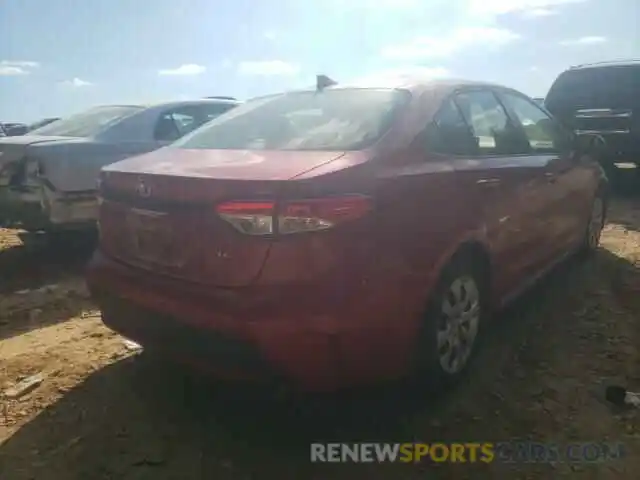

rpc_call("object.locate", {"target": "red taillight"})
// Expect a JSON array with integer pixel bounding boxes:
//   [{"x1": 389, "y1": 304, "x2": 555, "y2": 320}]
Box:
[
  {"x1": 279, "y1": 196, "x2": 372, "y2": 234},
  {"x1": 216, "y1": 201, "x2": 276, "y2": 236},
  {"x1": 216, "y1": 195, "x2": 372, "y2": 236}
]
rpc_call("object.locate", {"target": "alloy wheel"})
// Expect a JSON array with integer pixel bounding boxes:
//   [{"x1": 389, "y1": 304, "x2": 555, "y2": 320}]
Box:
[{"x1": 436, "y1": 275, "x2": 481, "y2": 375}]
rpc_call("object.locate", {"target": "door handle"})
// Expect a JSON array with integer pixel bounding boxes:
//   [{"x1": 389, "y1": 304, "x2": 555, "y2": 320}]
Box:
[{"x1": 476, "y1": 178, "x2": 501, "y2": 187}]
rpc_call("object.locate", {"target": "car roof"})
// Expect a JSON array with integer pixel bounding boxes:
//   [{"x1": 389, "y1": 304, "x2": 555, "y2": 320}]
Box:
[
  {"x1": 146, "y1": 98, "x2": 241, "y2": 109},
  {"x1": 91, "y1": 99, "x2": 241, "y2": 112},
  {"x1": 336, "y1": 77, "x2": 499, "y2": 92},
  {"x1": 568, "y1": 59, "x2": 640, "y2": 71},
  {"x1": 249, "y1": 78, "x2": 515, "y2": 102}
]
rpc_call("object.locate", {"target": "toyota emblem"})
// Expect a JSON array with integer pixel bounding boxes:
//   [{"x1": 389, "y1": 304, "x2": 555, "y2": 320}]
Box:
[{"x1": 136, "y1": 178, "x2": 151, "y2": 197}]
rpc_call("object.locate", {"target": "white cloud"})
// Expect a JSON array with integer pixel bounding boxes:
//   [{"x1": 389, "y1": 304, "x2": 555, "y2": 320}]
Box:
[
  {"x1": 350, "y1": 66, "x2": 451, "y2": 86},
  {"x1": 60, "y1": 77, "x2": 94, "y2": 87},
  {"x1": 381, "y1": 27, "x2": 520, "y2": 59},
  {"x1": 467, "y1": 0, "x2": 585, "y2": 17},
  {"x1": 2, "y1": 60, "x2": 40, "y2": 68},
  {"x1": 523, "y1": 7, "x2": 558, "y2": 16},
  {"x1": 158, "y1": 64, "x2": 206, "y2": 76},
  {"x1": 264, "y1": 30, "x2": 278, "y2": 41},
  {"x1": 529, "y1": 66, "x2": 540, "y2": 71},
  {"x1": 0, "y1": 60, "x2": 40, "y2": 76},
  {"x1": 238, "y1": 60, "x2": 300, "y2": 76},
  {"x1": 0, "y1": 65, "x2": 28, "y2": 76},
  {"x1": 559, "y1": 36, "x2": 608, "y2": 46},
  {"x1": 331, "y1": 0, "x2": 420, "y2": 9}
]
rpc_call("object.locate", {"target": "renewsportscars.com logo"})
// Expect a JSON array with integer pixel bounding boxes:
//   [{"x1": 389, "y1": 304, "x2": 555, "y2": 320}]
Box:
[{"x1": 310, "y1": 442, "x2": 626, "y2": 464}]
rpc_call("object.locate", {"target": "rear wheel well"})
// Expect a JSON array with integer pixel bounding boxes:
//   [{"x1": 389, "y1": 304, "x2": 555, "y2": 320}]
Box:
[{"x1": 448, "y1": 241, "x2": 492, "y2": 298}]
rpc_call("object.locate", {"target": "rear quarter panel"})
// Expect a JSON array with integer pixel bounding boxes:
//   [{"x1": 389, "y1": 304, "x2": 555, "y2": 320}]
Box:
[
  {"x1": 33, "y1": 140, "x2": 161, "y2": 192},
  {"x1": 326, "y1": 152, "x2": 484, "y2": 384}
]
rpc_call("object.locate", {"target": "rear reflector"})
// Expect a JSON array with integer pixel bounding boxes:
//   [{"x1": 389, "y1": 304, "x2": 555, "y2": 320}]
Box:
[{"x1": 216, "y1": 195, "x2": 371, "y2": 236}]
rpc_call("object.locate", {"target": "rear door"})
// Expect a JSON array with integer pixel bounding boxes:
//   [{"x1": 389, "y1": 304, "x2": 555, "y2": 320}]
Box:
[
  {"x1": 448, "y1": 88, "x2": 552, "y2": 296},
  {"x1": 498, "y1": 89, "x2": 584, "y2": 257}
]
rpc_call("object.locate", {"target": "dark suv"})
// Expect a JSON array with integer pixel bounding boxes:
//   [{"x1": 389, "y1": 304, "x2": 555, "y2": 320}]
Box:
[{"x1": 545, "y1": 60, "x2": 640, "y2": 179}]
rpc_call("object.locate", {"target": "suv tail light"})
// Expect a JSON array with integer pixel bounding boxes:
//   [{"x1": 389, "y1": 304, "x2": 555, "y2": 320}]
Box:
[{"x1": 216, "y1": 195, "x2": 372, "y2": 236}]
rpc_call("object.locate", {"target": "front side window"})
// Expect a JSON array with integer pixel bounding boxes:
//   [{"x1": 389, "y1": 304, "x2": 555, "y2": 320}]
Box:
[
  {"x1": 500, "y1": 92, "x2": 565, "y2": 153},
  {"x1": 173, "y1": 88, "x2": 409, "y2": 151},
  {"x1": 29, "y1": 106, "x2": 142, "y2": 137},
  {"x1": 455, "y1": 90, "x2": 527, "y2": 155}
]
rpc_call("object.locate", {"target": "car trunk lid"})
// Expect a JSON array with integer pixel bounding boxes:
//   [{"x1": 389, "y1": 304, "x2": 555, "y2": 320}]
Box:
[{"x1": 98, "y1": 147, "x2": 347, "y2": 287}]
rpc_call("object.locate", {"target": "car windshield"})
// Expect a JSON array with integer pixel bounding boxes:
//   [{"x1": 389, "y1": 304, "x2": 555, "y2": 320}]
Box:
[
  {"x1": 546, "y1": 65, "x2": 640, "y2": 112},
  {"x1": 173, "y1": 88, "x2": 409, "y2": 151},
  {"x1": 29, "y1": 105, "x2": 142, "y2": 137}
]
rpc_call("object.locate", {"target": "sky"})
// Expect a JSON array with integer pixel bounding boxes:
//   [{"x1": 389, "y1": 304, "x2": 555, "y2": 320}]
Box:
[{"x1": 1, "y1": 0, "x2": 639, "y2": 123}]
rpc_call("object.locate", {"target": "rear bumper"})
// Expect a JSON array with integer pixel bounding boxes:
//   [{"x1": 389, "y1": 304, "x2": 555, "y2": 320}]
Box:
[
  {"x1": 95, "y1": 291, "x2": 278, "y2": 380},
  {"x1": 0, "y1": 186, "x2": 47, "y2": 227},
  {"x1": 86, "y1": 250, "x2": 424, "y2": 392},
  {"x1": 0, "y1": 184, "x2": 97, "y2": 230}
]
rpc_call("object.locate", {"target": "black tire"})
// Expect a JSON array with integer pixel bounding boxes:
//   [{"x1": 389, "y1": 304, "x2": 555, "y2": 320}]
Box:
[
  {"x1": 578, "y1": 194, "x2": 605, "y2": 256},
  {"x1": 601, "y1": 161, "x2": 621, "y2": 190},
  {"x1": 414, "y1": 252, "x2": 488, "y2": 389},
  {"x1": 46, "y1": 228, "x2": 97, "y2": 252}
]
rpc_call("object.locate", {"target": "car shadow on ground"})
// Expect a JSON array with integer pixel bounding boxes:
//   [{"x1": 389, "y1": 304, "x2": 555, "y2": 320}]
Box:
[
  {"x1": 608, "y1": 168, "x2": 640, "y2": 232},
  {"x1": 0, "y1": 285, "x2": 94, "y2": 342},
  {"x1": 2, "y1": 244, "x2": 639, "y2": 480},
  {"x1": 0, "y1": 232, "x2": 96, "y2": 341},
  {"x1": 0, "y1": 231, "x2": 95, "y2": 294},
  {"x1": 607, "y1": 197, "x2": 640, "y2": 234}
]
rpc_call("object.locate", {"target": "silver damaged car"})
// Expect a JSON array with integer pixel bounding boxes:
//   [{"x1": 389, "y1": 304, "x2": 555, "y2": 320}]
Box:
[{"x1": 0, "y1": 99, "x2": 239, "y2": 234}]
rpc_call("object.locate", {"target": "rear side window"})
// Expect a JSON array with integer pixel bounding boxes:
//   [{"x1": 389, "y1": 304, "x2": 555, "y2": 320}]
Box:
[
  {"x1": 455, "y1": 90, "x2": 527, "y2": 155},
  {"x1": 425, "y1": 98, "x2": 477, "y2": 155},
  {"x1": 154, "y1": 103, "x2": 237, "y2": 141},
  {"x1": 202, "y1": 103, "x2": 236, "y2": 121},
  {"x1": 546, "y1": 65, "x2": 640, "y2": 113}
]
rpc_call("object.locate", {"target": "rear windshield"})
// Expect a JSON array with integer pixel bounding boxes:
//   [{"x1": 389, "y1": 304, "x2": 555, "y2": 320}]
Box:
[
  {"x1": 28, "y1": 118, "x2": 60, "y2": 131},
  {"x1": 29, "y1": 105, "x2": 142, "y2": 137},
  {"x1": 173, "y1": 88, "x2": 409, "y2": 151},
  {"x1": 546, "y1": 65, "x2": 640, "y2": 113}
]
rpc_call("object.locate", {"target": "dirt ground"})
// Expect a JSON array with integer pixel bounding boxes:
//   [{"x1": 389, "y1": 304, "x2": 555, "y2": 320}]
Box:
[{"x1": 1, "y1": 190, "x2": 640, "y2": 479}]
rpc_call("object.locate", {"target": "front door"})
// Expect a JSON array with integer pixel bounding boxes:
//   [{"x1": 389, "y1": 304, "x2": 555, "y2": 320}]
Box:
[
  {"x1": 450, "y1": 89, "x2": 552, "y2": 299},
  {"x1": 498, "y1": 89, "x2": 584, "y2": 258}
]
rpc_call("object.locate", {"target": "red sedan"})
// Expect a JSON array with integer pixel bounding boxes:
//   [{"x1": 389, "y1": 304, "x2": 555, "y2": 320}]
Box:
[{"x1": 86, "y1": 79, "x2": 607, "y2": 392}]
